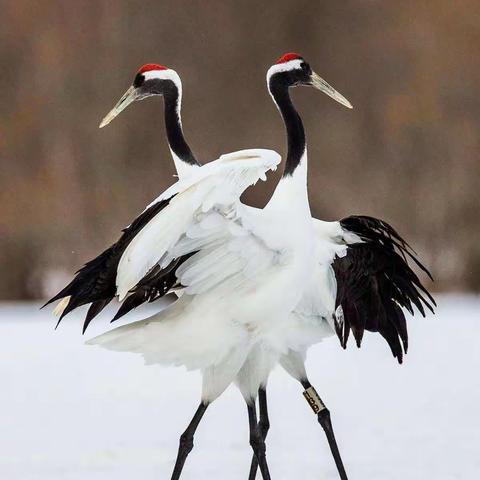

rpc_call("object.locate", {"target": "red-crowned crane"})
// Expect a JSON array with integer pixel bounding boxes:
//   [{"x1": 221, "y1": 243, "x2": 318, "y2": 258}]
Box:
[{"x1": 45, "y1": 55, "x2": 435, "y2": 480}]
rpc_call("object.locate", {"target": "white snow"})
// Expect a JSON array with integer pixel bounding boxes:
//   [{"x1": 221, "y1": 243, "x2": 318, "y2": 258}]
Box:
[{"x1": 1, "y1": 295, "x2": 479, "y2": 479}]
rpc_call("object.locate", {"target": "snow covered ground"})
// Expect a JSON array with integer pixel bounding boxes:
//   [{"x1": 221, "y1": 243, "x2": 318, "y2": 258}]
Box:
[{"x1": 1, "y1": 295, "x2": 479, "y2": 480}]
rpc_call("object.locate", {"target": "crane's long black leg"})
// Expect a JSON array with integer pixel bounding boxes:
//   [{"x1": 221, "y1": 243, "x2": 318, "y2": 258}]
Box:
[
  {"x1": 247, "y1": 399, "x2": 271, "y2": 480},
  {"x1": 301, "y1": 379, "x2": 348, "y2": 480},
  {"x1": 170, "y1": 401, "x2": 208, "y2": 480},
  {"x1": 248, "y1": 387, "x2": 270, "y2": 480}
]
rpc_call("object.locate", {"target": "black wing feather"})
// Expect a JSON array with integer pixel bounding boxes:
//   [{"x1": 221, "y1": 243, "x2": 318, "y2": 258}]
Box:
[
  {"x1": 332, "y1": 215, "x2": 435, "y2": 363},
  {"x1": 110, "y1": 253, "x2": 194, "y2": 322},
  {"x1": 43, "y1": 197, "x2": 172, "y2": 331}
]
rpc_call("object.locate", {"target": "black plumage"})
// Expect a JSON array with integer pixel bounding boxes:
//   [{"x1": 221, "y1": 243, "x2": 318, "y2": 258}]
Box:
[
  {"x1": 43, "y1": 197, "x2": 173, "y2": 331},
  {"x1": 332, "y1": 215, "x2": 436, "y2": 363},
  {"x1": 110, "y1": 254, "x2": 193, "y2": 322}
]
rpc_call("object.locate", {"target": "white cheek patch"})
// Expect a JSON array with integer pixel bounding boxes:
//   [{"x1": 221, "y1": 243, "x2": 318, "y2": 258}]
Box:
[
  {"x1": 266, "y1": 59, "x2": 303, "y2": 80},
  {"x1": 266, "y1": 59, "x2": 304, "y2": 107},
  {"x1": 143, "y1": 69, "x2": 182, "y2": 93}
]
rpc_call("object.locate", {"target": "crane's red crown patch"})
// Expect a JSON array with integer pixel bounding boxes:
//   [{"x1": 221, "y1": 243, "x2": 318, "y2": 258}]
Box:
[
  {"x1": 138, "y1": 64, "x2": 168, "y2": 74},
  {"x1": 276, "y1": 53, "x2": 303, "y2": 64}
]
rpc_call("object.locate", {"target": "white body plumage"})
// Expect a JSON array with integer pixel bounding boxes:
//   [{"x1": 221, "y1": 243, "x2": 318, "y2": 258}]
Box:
[{"x1": 87, "y1": 148, "x2": 332, "y2": 402}]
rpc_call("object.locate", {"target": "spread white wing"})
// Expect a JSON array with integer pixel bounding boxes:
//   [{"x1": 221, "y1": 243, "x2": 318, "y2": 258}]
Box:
[{"x1": 116, "y1": 149, "x2": 281, "y2": 300}]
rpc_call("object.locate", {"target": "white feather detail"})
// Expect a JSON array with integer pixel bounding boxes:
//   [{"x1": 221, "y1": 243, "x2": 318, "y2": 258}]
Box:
[
  {"x1": 53, "y1": 296, "x2": 71, "y2": 316},
  {"x1": 115, "y1": 149, "x2": 280, "y2": 300},
  {"x1": 282, "y1": 218, "x2": 357, "y2": 357},
  {"x1": 86, "y1": 295, "x2": 249, "y2": 375}
]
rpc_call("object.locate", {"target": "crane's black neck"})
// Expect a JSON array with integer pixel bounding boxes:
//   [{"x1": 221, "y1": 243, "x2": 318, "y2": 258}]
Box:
[
  {"x1": 162, "y1": 80, "x2": 198, "y2": 168},
  {"x1": 269, "y1": 75, "x2": 306, "y2": 177}
]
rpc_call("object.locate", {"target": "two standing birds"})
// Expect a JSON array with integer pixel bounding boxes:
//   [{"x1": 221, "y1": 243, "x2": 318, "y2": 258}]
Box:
[{"x1": 45, "y1": 53, "x2": 435, "y2": 480}]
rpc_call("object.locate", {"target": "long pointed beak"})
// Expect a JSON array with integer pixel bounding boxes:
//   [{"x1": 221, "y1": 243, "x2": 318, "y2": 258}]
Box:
[
  {"x1": 99, "y1": 86, "x2": 139, "y2": 128},
  {"x1": 310, "y1": 72, "x2": 353, "y2": 109}
]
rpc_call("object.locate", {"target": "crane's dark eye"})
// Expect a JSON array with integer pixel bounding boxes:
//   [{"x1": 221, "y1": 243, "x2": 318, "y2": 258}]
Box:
[
  {"x1": 133, "y1": 73, "x2": 145, "y2": 88},
  {"x1": 300, "y1": 62, "x2": 311, "y2": 75}
]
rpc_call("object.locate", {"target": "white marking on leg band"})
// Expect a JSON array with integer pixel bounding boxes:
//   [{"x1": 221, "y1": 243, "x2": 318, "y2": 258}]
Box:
[{"x1": 303, "y1": 387, "x2": 326, "y2": 414}]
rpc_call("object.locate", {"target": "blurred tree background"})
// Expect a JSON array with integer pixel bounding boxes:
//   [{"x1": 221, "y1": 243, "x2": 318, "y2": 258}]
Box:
[{"x1": 1, "y1": 0, "x2": 479, "y2": 300}]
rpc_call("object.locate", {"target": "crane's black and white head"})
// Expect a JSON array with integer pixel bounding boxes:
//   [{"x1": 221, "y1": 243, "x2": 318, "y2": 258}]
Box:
[
  {"x1": 99, "y1": 64, "x2": 182, "y2": 128},
  {"x1": 267, "y1": 53, "x2": 352, "y2": 109}
]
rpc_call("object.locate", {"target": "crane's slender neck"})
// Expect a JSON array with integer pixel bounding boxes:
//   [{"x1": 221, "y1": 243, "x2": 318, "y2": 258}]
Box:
[
  {"x1": 162, "y1": 81, "x2": 199, "y2": 177},
  {"x1": 267, "y1": 74, "x2": 310, "y2": 213},
  {"x1": 269, "y1": 78, "x2": 307, "y2": 178}
]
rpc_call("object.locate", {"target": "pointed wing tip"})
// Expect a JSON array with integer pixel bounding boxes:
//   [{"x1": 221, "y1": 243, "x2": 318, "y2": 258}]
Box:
[{"x1": 41, "y1": 295, "x2": 62, "y2": 309}]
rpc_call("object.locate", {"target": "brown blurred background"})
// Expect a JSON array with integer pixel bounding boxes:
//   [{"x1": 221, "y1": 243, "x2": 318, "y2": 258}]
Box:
[{"x1": 1, "y1": 0, "x2": 479, "y2": 300}]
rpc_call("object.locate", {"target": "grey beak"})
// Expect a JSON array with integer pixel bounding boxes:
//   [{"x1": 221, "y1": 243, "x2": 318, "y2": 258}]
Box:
[
  {"x1": 310, "y1": 72, "x2": 353, "y2": 109},
  {"x1": 99, "y1": 86, "x2": 139, "y2": 128}
]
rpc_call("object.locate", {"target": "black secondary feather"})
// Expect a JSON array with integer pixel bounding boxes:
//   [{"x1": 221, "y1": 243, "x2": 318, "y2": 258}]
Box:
[
  {"x1": 43, "y1": 197, "x2": 173, "y2": 331},
  {"x1": 110, "y1": 255, "x2": 188, "y2": 322},
  {"x1": 83, "y1": 298, "x2": 112, "y2": 334},
  {"x1": 332, "y1": 215, "x2": 436, "y2": 363}
]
